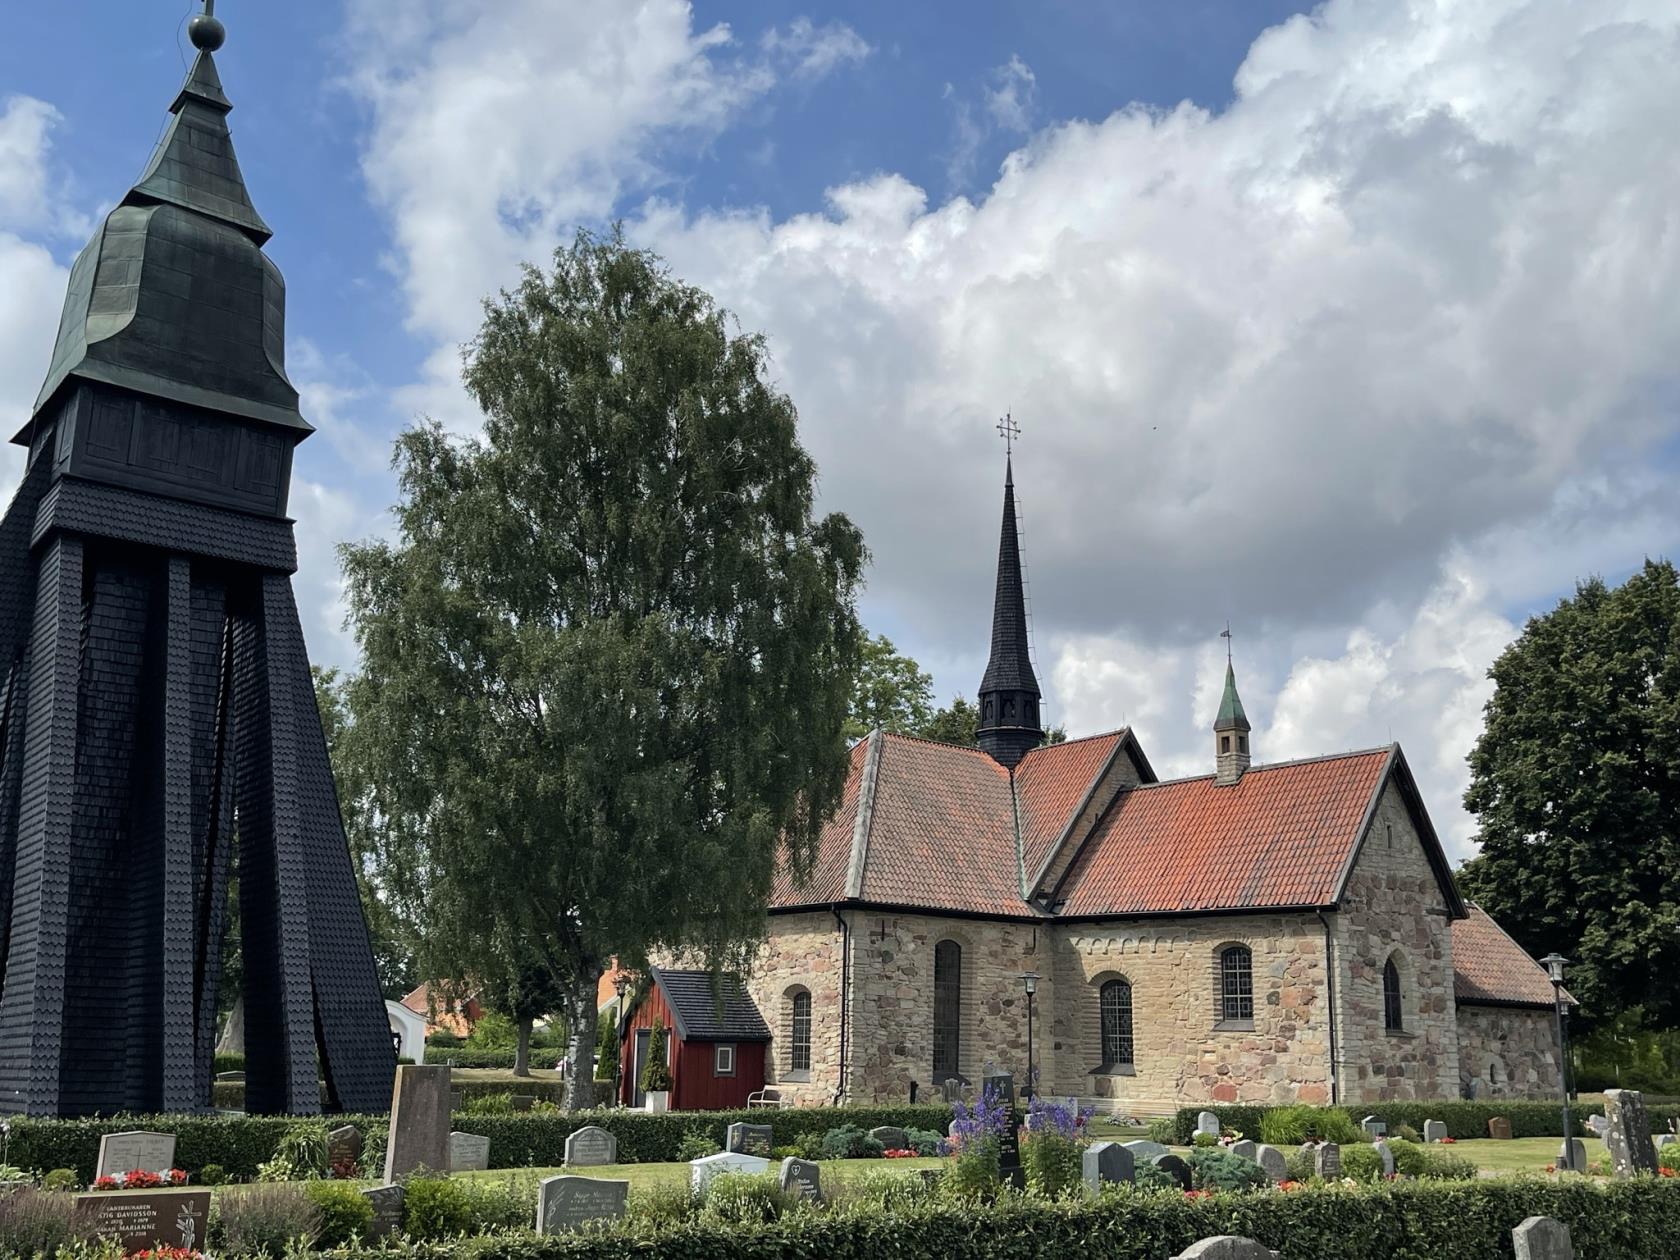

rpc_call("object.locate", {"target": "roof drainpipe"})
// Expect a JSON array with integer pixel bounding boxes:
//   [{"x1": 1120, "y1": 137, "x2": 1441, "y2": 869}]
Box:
[
  {"x1": 832, "y1": 905, "x2": 850, "y2": 1107},
  {"x1": 1316, "y1": 909, "x2": 1340, "y2": 1106}
]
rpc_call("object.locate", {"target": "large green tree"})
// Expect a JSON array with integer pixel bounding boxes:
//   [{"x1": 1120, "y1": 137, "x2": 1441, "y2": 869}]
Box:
[
  {"x1": 844, "y1": 634, "x2": 935, "y2": 741},
  {"x1": 1459, "y1": 559, "x2": 1680, "y2": 1033},
  {"x1": 339, "y1": 230, "x2": 866, "y2": 1105}
]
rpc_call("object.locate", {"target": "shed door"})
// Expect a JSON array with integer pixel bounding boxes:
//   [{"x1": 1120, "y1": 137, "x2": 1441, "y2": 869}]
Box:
[{"x1": 632, "y1": 1028, "x2": 651, "y2": 1108}]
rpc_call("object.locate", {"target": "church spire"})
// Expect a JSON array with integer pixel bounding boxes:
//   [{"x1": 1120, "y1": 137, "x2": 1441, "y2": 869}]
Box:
[
  {"x1": 1214, "y1": 627, "x2": 1252, "y2": 786},
  {"x1": 977, "y1": 427, "x2": 1043, "y2": 770}
]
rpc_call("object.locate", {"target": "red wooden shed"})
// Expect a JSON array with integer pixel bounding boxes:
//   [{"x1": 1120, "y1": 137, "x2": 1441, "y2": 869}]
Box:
[{"x1": 618, "y1": 967, "x2": 770, "y2": 1111}]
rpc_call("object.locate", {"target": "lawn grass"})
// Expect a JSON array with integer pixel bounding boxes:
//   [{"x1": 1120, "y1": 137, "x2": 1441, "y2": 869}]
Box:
[
  {"x1": 449, "y1": 1067, "x2": 565, "y2": 1083},
  {"x1": 456, "y1": 1157, "x2": 946, "y2": 1192}
]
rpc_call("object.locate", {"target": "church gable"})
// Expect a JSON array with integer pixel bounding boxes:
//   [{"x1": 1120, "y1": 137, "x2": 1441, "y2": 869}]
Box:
[{"x1": 1019, "y1": 730, "x2": 1152, "y2": 901}]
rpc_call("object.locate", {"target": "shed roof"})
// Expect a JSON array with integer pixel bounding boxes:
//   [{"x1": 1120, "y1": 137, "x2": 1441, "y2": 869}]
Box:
[{"x1": 651, "y1": 968, "x2": 772, "y2": 1042}]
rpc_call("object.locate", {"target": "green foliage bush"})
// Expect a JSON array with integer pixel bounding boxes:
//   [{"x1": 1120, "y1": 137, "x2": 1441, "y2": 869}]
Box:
[
  {"x1": 834, "y1": 1168, "x2": 937, "y2": 1211},
  {"x1": 257, "y1": 1120, "x2": 329, "y2": 1182},
  {"x1": 1146, "y1": 1117, "x2": 1178, "y2": 1145},
  {"x1": 0, "y1": 1188, "x2": 81, "y2": 1256},
  {"x1": 676, "y1": 1130, "x2": 721, "y2": 1162},
  {"x1": 216, "y1": 1184, "x2": 321, "y2": 1256},
  {"x1": 1177, "y1": 1100, "x2": 1680, "y2": 1144},
  {"x1": 821, "y1": 1125, "x2": 885, "y2": 1160},
  {"x1": 904, "y1": 1127, "x2": 945, "y2": 1157},
  {"x1": 640, "y1": 1018, "x2": 674, "y2": 1093},
  {"x1": 1186, "y1": 1146, "x2": 1269, "y2": 1191},
  {"x1": 40, "y1": 1169, "x2": 78, "y2": 1192},
  {"x1": 305, "y1": 1180, "x2": 376, "y2": 1248},
  {"x1": 627, "y1": 1183, "x2": 697, "y2": 1228},
  {"x1": 699, "y1": 1172, "x2": 803, "y2": 1225},
  {"x1": 403, "y1": 1175, "x2": 476, "y2": 1240},
  {"x1": 944, "y1": 1136, "x2": 1002, "y2": 1199},
  {"x1": 199, "y1": 1163, "x2": 227, "y2": 1186},
  {"x1": 1341, "y1": 1144, "x2": 1387, "y2": 1183},
  {"x1": 1021, "y1": 1132, "x2": 1083, "y2": 1199},
  {"x1": 4, "y1": 1104, "x2": 956, "y2": 1181},
  {"x1": 1257, "y1": 1105, "x2": 1364, "y2": 1147}
]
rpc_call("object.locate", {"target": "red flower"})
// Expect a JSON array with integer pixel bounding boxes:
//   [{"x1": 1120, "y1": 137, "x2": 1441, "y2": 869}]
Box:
[
  {"x1": 1184, "y1": 1189, "x2": 1213, "y2": 1200},
  {"x1": 123, "y1": 1169, "x2": 163, "y2": 1189},
  {"x1": 883, "y1": 1148, "x2": 919, "y2": 1159},
  {"x1": 1660, "y1": 1167, "x2": 1676, "y2": 1178},
  {"x1": 330, "y1": 1158, "x2": 359, "y2": 1179},
  {"x1": 167, "y1": 1169, "x2": 188, "y2": 1186},
  {"x1": 1440, "y1": 1137, "x2": 1457, "y2": 1145},
  {"x1": 1279, "y1": 1180, "x2": 1303, "y2": 1191},
  {"x1": 92, "y1": 1176, "x2": 119, "y2": 1193}
]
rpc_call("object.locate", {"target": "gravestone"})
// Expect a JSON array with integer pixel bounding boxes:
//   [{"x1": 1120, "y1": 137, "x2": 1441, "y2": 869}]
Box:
[
  {"x1": 386, "y1": 1064, "x2": 451, "y2": 1182},
  {"x1": 1229, "y1": 1139, "x2": 1257, "y2": 1162},
  {"x1": 1171, "y1": 1239, "x2": 1277, "y2": 1260},
  {"x1": 869, "y1": 1125, "x2": 909, "y2": 1151},
  {"x1": 1082, "y1": 1140, "x2": 1134, "y2": 1191},
  {"x1": 511, "y1": 1094, "x2": 537, "y2": 1112},
  {"x1": 327, "y1": 1125, "x2": 363, "y2": 1170},
  {"x1": 690, "y1": 1151, "x2": 769, "y2": 1195},
  {"x1": 1195, "y1": 1110, "x2": 1221, "y2": 1138},
  {"x1": 75, "y1": 1190, "x2": 211, "y2": 1253},
  {"x1": 1656, "y1": 1134, "x2": 1676, "y2": 1149},
  {"x1": 982, "y1": 1073, "x2": 1015, "y2": 1107},
  {"x1": 1361, "y1": 1116, "x2": 1386, "y2": 1139},
  {"x1": 1488, "y1": 1116, "x2": 1514, "y2": 1141},
  {"x1": 362, "y1": 1186, "x2": 404, "y2": 1240},
  {"x1": 1253, "y1": 1144, "x2": 1288, "y2": 1183},
  {"x1": 1313, "y1": 1143, "x2": 1342, "y2": 1179},
  {"x1": 1151, "y1": 1152, "x2": 1192, "y2": 1191},
  {"x1": 450, "y1": 1089, "x2": 464, "y2": 1111},
  {"x1": 449, "y1": 1131, "x2": 491, "y2": 1172},
  {"x1": 95, "y1": 1132, "x2": 178, "y2": 1181},
  {"x1": 1585, "y1": 1114, "x2": 1608, "y2": 1138},
  {"x1": 1374, "y1": 1140, "x2": 1394, "y2": 1177},
  {"x1": 1512, "y1": 1215, "x2": 1574, "y2": 1260},
  {"x1": 726, "y1": 1122, "x2": 774, "y2": 1157},
  {"x1": 1423, "y1": 1120, "x2": 1448, "y2": 1143},
  {"x1": 1557, "y1": 1139, "x2": 1585, "y2": 1173},
  {"x1": 940, "y1": 1078, "x2": 964, "y2": 1103},
  {"x1": 1603, "y1": 1089, "x2": 1659, "y2": 1177},
  {"x1": 536, "y1": 1176, "x2": 630, "y2": 1234},
  {"x1": 779, "y1": 1156, "x2": 823, "y2": 1202},
  {"x1": 1122, "y1": 1139, "x2": 1169, "y2": 1163},
  {"x1": 564, "y1": 1126, "x2": 618, "y2": 1167}
]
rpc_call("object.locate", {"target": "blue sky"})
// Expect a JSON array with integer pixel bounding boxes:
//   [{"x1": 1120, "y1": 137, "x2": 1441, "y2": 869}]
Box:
[{"x1": 2, "y1": 1, "x2": 1678, "y2": 857}]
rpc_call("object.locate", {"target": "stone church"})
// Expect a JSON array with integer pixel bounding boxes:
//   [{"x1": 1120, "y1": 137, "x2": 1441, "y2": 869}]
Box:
[{"x1": 747, "y1": 459, "x2": 1564, "y2": 1112}]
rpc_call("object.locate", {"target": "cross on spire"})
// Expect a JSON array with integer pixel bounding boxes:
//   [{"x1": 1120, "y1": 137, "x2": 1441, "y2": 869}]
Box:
[
  {"x1": 1221, "y1": 621, "x2": 1233, "y2": 665},
  {"x1": 996, "y1": 412, "x2": 1019, "y2": 458}
]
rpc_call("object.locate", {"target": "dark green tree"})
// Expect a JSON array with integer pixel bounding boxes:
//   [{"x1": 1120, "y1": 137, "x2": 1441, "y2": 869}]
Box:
[
  {"x1": 914, "y1": 694, "x2": 1066, "y2": 747},
  {"x1": 1459, "y1": 559, "x2": 1680, "y2": 1033},
  {"x1": 495, "y1": 956, "x2": 572, "y2": 1077},
  {"x1": 844, "y1": 634, "x2": 935, "y2": 741},
  {"x1": 339, "y1": 230, "x2": 866, "y2": 1106}
]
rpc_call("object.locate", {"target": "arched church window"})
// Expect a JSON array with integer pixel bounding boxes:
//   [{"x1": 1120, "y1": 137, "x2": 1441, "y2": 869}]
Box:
[
  {"x1": 1383, "y1": 957, "x2": 1404, "y2": 1032},
  {"x1": 1220, "y1": 945, "x2": 1253, "y2": 1022},
  {"x1": 1100, "y1": 978, "x2": 1133, "y2": 1067},
  {"x1": 933, "y1": 940, "x2": 962, "y2": 1081},
  {"x1": 790, "y1": 990, "x2": 812, "y2": 1072}
]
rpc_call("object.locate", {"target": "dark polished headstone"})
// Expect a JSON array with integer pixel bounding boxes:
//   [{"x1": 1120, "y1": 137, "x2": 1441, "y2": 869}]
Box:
[
  {"x1": 1603, "y1": 1089, "x2": 1659, "y2": 1177},
  {"x1": 362, "y1": 1185, "x2": 404, "y2": 1240},
  {"x1": 76, "y1": 1190, "x2": 211, "y2": 1253},
  {"x1": 726, "y1": 1122, "x2": 774, "y2": 1157},
  {"x1": 779, "y1": 1156, "x2": 823, "y2": 1201},
  {"x1": 1083, "y1": 1140, "x2": 1133, "y2": 1191},
  {"x1": 537, "y1": 1176, "x2": 629, "y2": 1234}
]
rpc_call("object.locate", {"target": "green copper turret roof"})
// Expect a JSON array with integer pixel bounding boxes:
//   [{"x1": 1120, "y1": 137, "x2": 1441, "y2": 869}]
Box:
[{"x1": 1214, "y1": 660, "x2": 1250, "y2": 732}]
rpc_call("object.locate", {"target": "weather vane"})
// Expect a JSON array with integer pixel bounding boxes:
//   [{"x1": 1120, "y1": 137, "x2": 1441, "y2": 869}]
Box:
[
  {"x1": 996, "y1": 412, "x2": 1020, "y2": 458},
  {"x1": 1220, "y1": 621, "x2": 1233, "y2": 664}
]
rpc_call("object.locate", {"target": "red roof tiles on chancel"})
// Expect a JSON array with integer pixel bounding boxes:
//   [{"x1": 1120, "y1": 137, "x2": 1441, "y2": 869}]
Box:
[
  {"x1": 770, "y1": 736, "x2": 865, "y2": 907},
  {"x1": 1053, "y1": 748, "x2": 1394, "y2": 916},
  {"x1": 1014, "y1": 732, "x2": 1124, "y2": 887},
  {"x1": 1451, "y1": 903, "x2": 1568, "y2": 1009}
]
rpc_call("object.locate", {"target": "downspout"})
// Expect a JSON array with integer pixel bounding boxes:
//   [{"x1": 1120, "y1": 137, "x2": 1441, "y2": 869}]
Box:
[
  {"x1": 1316, "y1": 909, "x2": 1340, "y2": 1106},
  {"x1": 832, "y1": 905, "x2": 850, "y2": 1106}
]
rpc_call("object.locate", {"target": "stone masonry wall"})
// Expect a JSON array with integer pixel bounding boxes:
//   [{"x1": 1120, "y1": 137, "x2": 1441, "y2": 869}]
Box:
[
  {"x1": 744, "y1": 910, "x2": 846, "y2": 1107},
  {"x1": 1457, "y1": 1004, "x2": 1562, "y2": 1100},
  {"x1": 1332, "y1": 780, "x2": 1461, "y2": 1103},
  {"x1": 1049, "y1": 914, "x2": 1332, "y2": 1113}
]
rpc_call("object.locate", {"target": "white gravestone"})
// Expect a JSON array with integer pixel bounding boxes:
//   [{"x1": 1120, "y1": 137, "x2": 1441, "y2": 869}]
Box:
[
  {"x1": 1172, "y1": 1238, "x2": 1278, "y2": 1260},
  {"x1": 448, "y1": 1131, "x2": 491, "y2": 1172},
  {"x1": 689, "y1": 1151, "x2": 768, "y2": 1196},
  {"x1": 1229, "y1": 1139, "x2": 1257, "y2": 1162},
  {"x1": 1195, "y1": 1111, "x2": 1221, "y2": 1138},
  {"x1": 1423, "y1": 1120, "x2": 1448, "y2": 1143},
  {"x1": 1374, "y1": 1140, "x2": 1394, "y2": 1177},
  {"x1": 1512, "y1": 1216, "x2": 1574, "y2": 1260},
  {"x1": 96, "y1": 1132, "x2": 178, "y2": 1181},
  {"x1": 564, "y1": 1126, "x2": 618, "y2": 1167}
]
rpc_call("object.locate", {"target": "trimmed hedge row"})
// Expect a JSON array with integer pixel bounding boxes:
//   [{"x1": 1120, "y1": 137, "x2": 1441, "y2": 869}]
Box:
[
  {"x1": 207, "y1": 1076, "x2": 570, "y2": 1110},
  {"x1": 1172, "y1": 1100, "x2": 1680, "y2": 1143},
  {"x1": 325, "y1": 1180, "x2": 1680, "y2": 1260},
  {"x1": 4, "y1": 1104, "x2": 954, "y2": 1182}
]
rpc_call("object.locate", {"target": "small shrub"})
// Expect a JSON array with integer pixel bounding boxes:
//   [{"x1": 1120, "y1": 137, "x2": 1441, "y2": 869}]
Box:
[
  {"x1": 792, "y1": 1132, "x2": 825, "y2": 1162},
  {"x1": 1146, "y1": 1117, "x2": 1178, "y2": 1145},
  {"x1": 460, "y1": 1175, "x2": 533, "y2": 1232},
  {"x1": 1132, "y1": 1159, "x2": 1181, "y2": 1191},
  {"x1": 628, "y1": 1182, "x2": 697, "y2": 1228},
  {"x1": 1341, "y1": 1144, "x2": 1387, "y2": 1183},
  {"x1": 256, "y1": 1120, "x2": 328, "y2": 1182},
  {"x1": 1420, "y1": 1147, "x2": 1478, "y2": 1181},
  {"x1": 402, "y1": 1175, "x2": 475, "y2": 1240},
  {"x1": 357, "y1": 1129, "x2": 386, "y2": 1181},
  {"x1": 1285, "y1": 1146, "x2": 1318, "y2": 1183},
  {"x1": 834, "y1": 1167, "x2": 935, "y2": 1211},
  {"x1": 0, "y1": 1188, "x2": 81, "y2": 1255},
  {"x1": 217, "y1": 1185, "x2": 321, "y2": 1256},
  {"x1": 944, "y1": 1135, "x2": 1001, "y2": 1199},
  {"x1": 1660, "y1": 1145, "x2": 1680, "y2": 1173},
  {"x1": 677, "y1": 1130, "x2": 721, "y2": 1162},
  {"x1": 40, "y1": 1169, "x2": 79, "y2": 1192},
  {"x1": 640, "y1": 1018, "x2": 673, "y2": 1094},
  {"x1": 1259, "y1": 1105, "x2": 1364, "y2": 1147},
  {"x1": 821, "y1": 1125, "x2": 884, "y2": 1160},
  {"x1": 1394, "y1": 1123, "x2": 1422, "y2": 1143},
  {"x1": 903, "y1": 1127, "x2": 944, "y2": 1157},
  {"x1": 1192, "y1": 1131, "x2": 1218, "y2": 1148},
  {"x1": 303, "y1": 1179, "x2": 375, "y2": 1247},
  {"x1": 1187, "y1": 1146, "x2": 1269, "y2": 1191},
  {"x1": 461, "y1": 1092, "x2": 514, "y2": 1116},
  {"x1": 1022, "y1": 1132, "x2": 1083, "y2": 1199},
  {"x1": 197, "y1": 1163, "x2": 227, "y2": 1187},
  {"x1": 699, "y1": 1172, "x2": 801, "y2": 1225}
]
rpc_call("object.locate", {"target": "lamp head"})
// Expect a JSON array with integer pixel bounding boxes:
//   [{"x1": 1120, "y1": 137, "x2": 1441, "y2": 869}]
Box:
[
  {"x1": 1539, "y1": 953, "x2": 1568, "y2": 985},
  {"x1": 1020, "y1": 971, "x2": 1040, "y2": 996},
  {"x1": 613, "y1": 973, "x2": 631, "y2": 998}
]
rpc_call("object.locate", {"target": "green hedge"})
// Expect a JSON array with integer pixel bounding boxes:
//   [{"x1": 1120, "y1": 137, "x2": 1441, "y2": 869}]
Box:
[
  {"x1": 318, "y1": 1180, "x2": 1680, "y2": 1260},
  {"x1": 208, "y1": 1076, "x2": 568, "y2": 1111},
  {"x1": 4, "y1": 1105, "x2": 953, "y2": 1182},
  {"x1": 1173, "y1": 1100, "x2": 1680, "y2": 1143},
  {"x1": 424, "y1": 1048, "x2": 547, "y2": 1070}
]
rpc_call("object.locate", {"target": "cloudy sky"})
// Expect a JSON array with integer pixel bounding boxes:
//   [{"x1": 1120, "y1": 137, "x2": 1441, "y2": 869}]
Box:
[{"x1": 2, "y1": 0, "x2": 1677, "y2": 860}]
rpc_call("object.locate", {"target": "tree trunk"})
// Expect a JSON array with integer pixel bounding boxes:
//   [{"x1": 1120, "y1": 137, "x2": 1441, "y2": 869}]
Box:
[
  {"x1": 563, "y1": 977, "x2": 599, "y2": 1110},
  {"x1": 514, "y1": 1015, "x2": 532, "y2": 1077}
]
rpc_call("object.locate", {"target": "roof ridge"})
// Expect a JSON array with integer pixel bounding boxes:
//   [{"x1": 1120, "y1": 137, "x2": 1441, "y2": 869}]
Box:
[
  {"x1": 1126, "y1": 744, "x2": 1395, "y2": 791},
  {"x1": 879, "y1": 728, "x2": 1013, "y2": 770},
  {"x1": 1019, "y1": 727, "x2": 1130, "y2": 756}
]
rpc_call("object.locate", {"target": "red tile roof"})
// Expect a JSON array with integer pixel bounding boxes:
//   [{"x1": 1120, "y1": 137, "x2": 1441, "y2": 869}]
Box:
[
  {"x1": 1452, "y1": 904, "x2": 1566, "y2": 1008},
  {"x1": 1015, "y1": 733, "x2": 1124, "y2": 885},
  {"x1": 1054, "y1": 749, "x2": 1393, "y2": 916}
]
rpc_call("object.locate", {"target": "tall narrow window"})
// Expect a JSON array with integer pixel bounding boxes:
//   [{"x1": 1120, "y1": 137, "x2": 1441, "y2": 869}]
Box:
[
  {"x1": 933, "y1": 939, "x2": 962, "y2": 1081},
  {"x1": 1383, "y1": 957, "x2": 1403, "y2": 1032},
  {"x1": 1100, "y1": 978, "x2": 1134, "y2": 1067},
  {"x1": 790, "y1": 990, "x2": 812, "y2": 1072},
  {"x1": 1220, "y1": 945, "x2": 1253, "y2": 1022}
]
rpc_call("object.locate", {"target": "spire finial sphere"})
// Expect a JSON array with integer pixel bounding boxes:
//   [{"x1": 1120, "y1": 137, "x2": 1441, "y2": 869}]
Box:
[{"x1": 190, "y1": 0, "x2": 226, "y2": 52}]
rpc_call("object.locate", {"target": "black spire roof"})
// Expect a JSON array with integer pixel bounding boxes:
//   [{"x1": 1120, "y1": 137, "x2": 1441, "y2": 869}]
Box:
[
  {"x1": 977, "y1": 456, "x2": 1043, "y2": 768},
  {"x1": 24, "y1": 9, "x2": 306, "y2": 439}
]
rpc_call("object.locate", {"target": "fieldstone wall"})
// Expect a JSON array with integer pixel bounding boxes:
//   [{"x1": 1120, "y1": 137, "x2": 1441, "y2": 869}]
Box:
[
  {"x1": 1331, "y1": 781, "x2": 1460, "y2": 1102},
  {"x1": 1457, "y1": 1004, "x2": 1562, "y2": 1100},
  {"x1": 1049, "y1": 914, "x2": 1332, "y2": 1113},
  {"x1": 743, "y1": 911, "x2": 846, "y2": 1106}
]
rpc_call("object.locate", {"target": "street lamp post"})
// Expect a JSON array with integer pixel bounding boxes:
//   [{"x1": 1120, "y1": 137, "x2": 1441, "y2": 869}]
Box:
[
  {"x1": 1020, "y1": 972, "x2": 1040, "y2": 1102},
  {"x1": 612, "y1": 974, "x2": 631, "y2": 1108},
  {"x1": 1540, "y1": 953, "x2": 1575, "y2": 1172}
]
